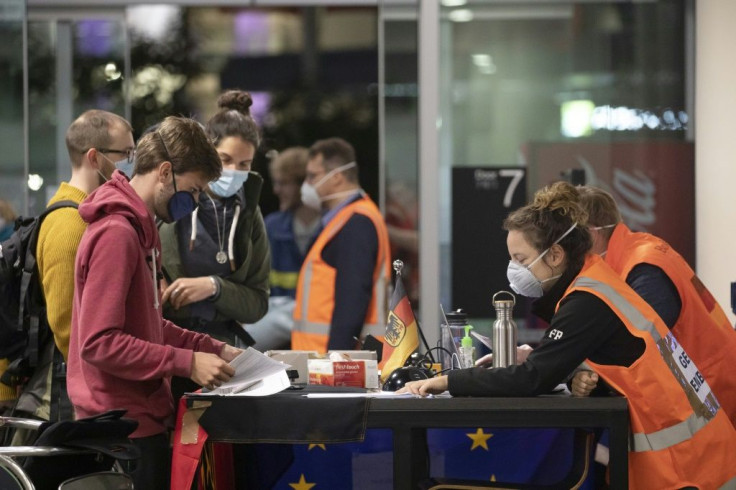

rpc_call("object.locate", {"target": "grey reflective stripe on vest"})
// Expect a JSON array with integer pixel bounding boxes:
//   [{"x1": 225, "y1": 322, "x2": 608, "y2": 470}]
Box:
[
  {"x1": 362, "y1": 263, "x2": 388, "y2": 339},
  {"x1": 573, "y1": 275, "x2": 715, "y2": 453},
  {"x1": 296, "y1": 320, "x2": 331, "y2": 336},
  {"x1": 294, "y1": 216, "x2": 389, "y2": 341},
  {"x1": 719, "y1": 475, "x2": 736, "y2": 490},
  {"x1": 629, "y1": 411, "x2": 713, "y2": 452},
  {"x1": 574, "y1": 277, "x2": 662, "y2": 343},
  {"x1": 295, "y1": 260, "x2": 330, "y2": 335},
  {"x1": 294, "y1": 213, "x2": 350, "y2": 336},
  {"x1": 295, "y1": 259, "x2": 316, "y2": 334},
  {"x1": 295, "y1": 262, "x2": 388, "y2": 339}
]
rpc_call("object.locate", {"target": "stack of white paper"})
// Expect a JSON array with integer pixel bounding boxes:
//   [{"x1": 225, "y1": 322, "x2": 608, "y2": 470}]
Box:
[{"x1": 190, "y1": 347, "x2": 292, "y2": 397}]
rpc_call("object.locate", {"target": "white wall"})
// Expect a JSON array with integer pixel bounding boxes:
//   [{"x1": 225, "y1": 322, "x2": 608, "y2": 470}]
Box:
[{"x1": 696, "y1": 0, "x2": 736, "y2": 324}]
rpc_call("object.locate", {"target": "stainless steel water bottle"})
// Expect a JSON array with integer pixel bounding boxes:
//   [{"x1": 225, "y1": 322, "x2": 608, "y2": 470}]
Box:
[{"x1": 492, "y1": 291, "x2": 518, "y2": 368}]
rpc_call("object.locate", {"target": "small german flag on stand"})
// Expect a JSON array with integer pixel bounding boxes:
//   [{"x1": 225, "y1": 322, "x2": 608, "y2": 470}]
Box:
[{"x1": 379, "y1": 260, "x2": 420, "y2": 382}]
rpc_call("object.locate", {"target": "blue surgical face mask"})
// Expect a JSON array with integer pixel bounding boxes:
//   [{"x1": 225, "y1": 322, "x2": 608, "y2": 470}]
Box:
[
  {"x1": 167, "y1": 170, "x2": 197, "y2": 222},
  {"x1": 209, "y1": 168, "x2": 249, "y2": 198},
  {"x1": 99, "y1": 152, "x2": 134, "y2": 180},
  {"x1": 115, "y1": 158, "x2": 135, "y2": 179}
]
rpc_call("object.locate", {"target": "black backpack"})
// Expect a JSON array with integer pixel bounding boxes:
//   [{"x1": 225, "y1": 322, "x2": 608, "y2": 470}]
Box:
[{"x1": 0, "y1": 200, "x2": 78, "y2": 387}]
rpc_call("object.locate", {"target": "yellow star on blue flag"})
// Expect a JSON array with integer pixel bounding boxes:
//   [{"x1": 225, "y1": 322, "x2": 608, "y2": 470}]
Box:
[
  {"x1": 466, "y1": 428, "x2": 494, "y2": 451},
  {"x1": 289, "y1": 474, "x2": 316, "y2": 490}
]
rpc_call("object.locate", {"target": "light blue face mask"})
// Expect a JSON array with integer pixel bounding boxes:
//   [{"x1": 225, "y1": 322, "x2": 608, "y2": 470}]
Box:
[
  {"x1": 209, "y1": 168, "x2": 249, "y2": 198},
  {"x1": 99, "y1": 152, "x2": 134, "y2": 180},
  {"x1": 115, "y1": 157, "x2": 135, "y2": 179}
]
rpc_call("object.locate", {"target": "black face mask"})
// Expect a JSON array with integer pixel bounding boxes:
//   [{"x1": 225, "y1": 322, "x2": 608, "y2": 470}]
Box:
[{"x1": 167, "y1": 170, "x2": 196, "y2": 222}]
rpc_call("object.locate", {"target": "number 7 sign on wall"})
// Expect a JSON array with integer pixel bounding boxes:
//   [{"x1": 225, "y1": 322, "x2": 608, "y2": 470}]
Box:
[{"x1": 451, "y1": 167, "x2": 528, "y2": 319}]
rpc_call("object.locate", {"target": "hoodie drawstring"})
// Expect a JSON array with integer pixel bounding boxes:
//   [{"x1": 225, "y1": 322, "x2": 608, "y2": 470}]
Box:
[
  {"x1": 151, "y1": 247, "x2": 160, "y2": 310},
  {"x1": 228, "y1": 204, "x2": 241, "y2": 271},
  {"x1": 189, "y1": 201, "x2": 240, "y2": 272},
  {"x1": 189, "y1": 208, "x2": 199, "y2": 251}
]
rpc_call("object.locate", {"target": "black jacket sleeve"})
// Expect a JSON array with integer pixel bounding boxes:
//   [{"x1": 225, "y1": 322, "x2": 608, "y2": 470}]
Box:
[
  {"x1": 321, "y1": 214, "x2": 379, "y2": 350},
  {"x1": 447, "y1": 291, "x2": 644, "y2": 397},
  {"x1": 626, "y1": 263, "x2": 682, "y2": 329}
]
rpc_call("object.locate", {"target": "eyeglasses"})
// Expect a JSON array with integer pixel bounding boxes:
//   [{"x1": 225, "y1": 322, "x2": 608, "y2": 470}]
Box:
[{"x1": 84, "y1": 147, "x2": 136, "y2": 164}]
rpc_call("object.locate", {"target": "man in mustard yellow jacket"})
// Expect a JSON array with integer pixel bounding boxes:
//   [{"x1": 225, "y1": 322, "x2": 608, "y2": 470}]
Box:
[{"x1": 13, "y1": 110, "x2": 134, "y2": 424}]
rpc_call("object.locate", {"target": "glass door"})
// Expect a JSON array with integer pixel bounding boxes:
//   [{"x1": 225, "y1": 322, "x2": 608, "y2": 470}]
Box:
[
  {"x1": 437, "y1": 0, "x2": 691, "y2": 342},
  {"x1": 379, "y1": 0, "x2": 420, "y2": 308},
  {"x1": 0, "y1": 0, "x2": 26, "y2": 217},
  {"x1": 26, "y1": 8, "x2": 128, "y2": 214}
]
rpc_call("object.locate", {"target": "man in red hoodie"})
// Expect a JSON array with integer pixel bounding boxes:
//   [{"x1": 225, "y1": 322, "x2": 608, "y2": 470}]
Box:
[{"x1": 68, "y1": 116, "x2": 241, "y2": 489}]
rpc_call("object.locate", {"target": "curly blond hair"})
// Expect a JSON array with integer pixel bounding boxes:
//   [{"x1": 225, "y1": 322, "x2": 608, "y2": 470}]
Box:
[{"x1": 504, "y1": 181, "x2": 592, "y2": 270}]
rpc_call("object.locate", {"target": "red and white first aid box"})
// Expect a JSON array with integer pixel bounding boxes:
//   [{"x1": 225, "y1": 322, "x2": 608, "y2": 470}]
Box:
[{"x1": 307, "y1": 359, "x2": 378, "y2": 389}]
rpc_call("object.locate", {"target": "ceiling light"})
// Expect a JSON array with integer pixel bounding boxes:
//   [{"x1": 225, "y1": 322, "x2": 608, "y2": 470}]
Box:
[{"x1": 448, "y1": 9, "x2": 474, "y2": 22}]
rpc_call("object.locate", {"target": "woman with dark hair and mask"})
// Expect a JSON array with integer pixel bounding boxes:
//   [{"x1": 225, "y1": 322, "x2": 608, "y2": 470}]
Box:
[
  {"x1": 158, "y1": 90, "x2": 270, "y2": 398},
  {"x1": 400, "y1": 181, "x2": 736, "y2": 489}
]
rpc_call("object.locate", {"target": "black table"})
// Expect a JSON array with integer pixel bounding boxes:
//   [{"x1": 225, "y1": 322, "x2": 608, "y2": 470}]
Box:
[{"x1": 189, "y1": 391, "x2": 629, "y2": 489}]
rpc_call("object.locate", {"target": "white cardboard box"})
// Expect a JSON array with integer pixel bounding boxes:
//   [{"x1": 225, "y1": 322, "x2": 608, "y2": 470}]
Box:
[
  {"x1": 327, "y1": 350, "x2": 378, "y2": 361},
  {"x1": 265, "y1": 350, "x2": 318, "y2": 384}
]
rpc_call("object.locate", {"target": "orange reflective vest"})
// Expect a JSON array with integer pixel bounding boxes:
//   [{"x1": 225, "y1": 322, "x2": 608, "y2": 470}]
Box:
[
  {"x1": 292, "y1": 196, "x2": 390, "y2": 353},
  {"x1": 606, "y1": 223, "x2": 736, "y2": 428},
  {"x1": 562, "y1": 255, "x2": 736, "y2": 489}
]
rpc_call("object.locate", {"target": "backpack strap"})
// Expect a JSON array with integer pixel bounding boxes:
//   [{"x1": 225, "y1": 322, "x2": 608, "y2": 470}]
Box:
[
  {"x1": 20, "y1": 200, "x2": 78, "y2": 369},
  {"x1": 49, "y1": 346, "x2": 73, "y2": 422},
  {"x1": 22, "y1": 199, "x2": 79, "y2": 278}
]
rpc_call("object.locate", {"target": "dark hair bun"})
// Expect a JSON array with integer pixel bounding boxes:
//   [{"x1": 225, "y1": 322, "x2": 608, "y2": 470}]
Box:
[{"x1": 217, "y1": 90, "x2": 253, "y2": 116}]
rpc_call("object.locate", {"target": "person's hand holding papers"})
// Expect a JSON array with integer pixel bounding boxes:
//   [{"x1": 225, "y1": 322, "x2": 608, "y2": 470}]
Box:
[
  {"x1": 191, "y1": 347, "x2": 291, "y2": 396},
  {"x1": 220, "y1": 344, "x2": 244, "y2": 362},
  {"x1": 191, "y1": 352, "x2": 235, "y2": 391}
]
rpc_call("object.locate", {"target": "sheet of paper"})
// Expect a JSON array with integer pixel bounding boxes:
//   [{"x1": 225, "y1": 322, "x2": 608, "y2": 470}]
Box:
[
  {"x1": 214, "y1": 370, "x2": 292, "y2": 397},
  {"x1": 470, "y1": 330, "x2": 493, "y2": 351},
  {"x1": 188, "y1": 347, "x2": 291, "y2": 397},
  {"x1": 304, "y1": 391, "x2": 451, "y2": 399}
]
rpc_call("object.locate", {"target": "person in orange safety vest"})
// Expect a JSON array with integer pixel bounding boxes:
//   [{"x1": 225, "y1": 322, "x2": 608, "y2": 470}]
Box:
[
  {"x1": 573, "y1": 185, "x2": 736, "y2": 428},
  {"x1": 292, "y1": 137, "x2": 390, "y2": 353},
  {"x1": 400, "y1": 182, "x2": 736, "y2": 489}
]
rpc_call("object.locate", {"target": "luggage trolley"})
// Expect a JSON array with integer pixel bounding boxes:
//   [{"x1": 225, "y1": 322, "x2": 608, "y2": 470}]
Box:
[{"x1": 0, "y1": 410, "x2": 139, "y2": 490}]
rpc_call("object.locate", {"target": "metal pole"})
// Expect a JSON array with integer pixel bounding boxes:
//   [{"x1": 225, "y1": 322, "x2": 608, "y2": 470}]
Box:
[{"x1": 418, "y1": 0, "x2": 440, "y2": 351}]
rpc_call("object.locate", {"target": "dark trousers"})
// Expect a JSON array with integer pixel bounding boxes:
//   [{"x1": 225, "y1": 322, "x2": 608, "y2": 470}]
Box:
[{"x1": 124, "y1": 432, "x2": 170, "y2": 490}]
